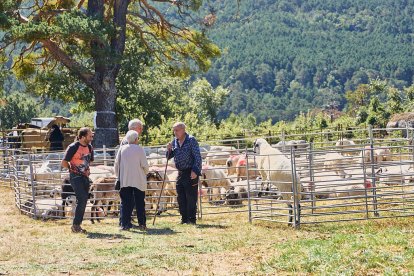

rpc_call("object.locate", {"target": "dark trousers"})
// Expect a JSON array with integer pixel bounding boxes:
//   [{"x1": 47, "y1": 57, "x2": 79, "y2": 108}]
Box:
[
  {"x1": 119, "y1": 198, "x2": 135, "y2": 226},
  {"x1": 120, "y1": 187, "x2": 146, "y2": 227},
  {"x1": 70, "y1": 173, "x2": 90, "y2": 226},
  {"x1": 176, "y1": 170, "x2": 198, "y2": 223}
]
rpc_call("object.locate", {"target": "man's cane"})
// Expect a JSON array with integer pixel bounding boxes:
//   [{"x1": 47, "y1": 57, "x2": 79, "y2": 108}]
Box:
[{"x1": 152, "y1": 155, "x2": 170, "y2": 226}]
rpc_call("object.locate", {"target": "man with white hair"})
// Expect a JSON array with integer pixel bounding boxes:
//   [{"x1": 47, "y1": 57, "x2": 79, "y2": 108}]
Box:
[
  {"x1": 121, "y1": 119, "x2": 143, "y2": 145},
  {"x1": 167, "y1": 122, "x2": 202, "y2": 225}
]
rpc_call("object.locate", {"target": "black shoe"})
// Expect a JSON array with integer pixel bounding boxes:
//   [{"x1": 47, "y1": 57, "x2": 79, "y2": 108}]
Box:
[
  {"x1": 137, "y1": 225, "x2": 147, "y2": 231},
  {"x1": 188, "y1": 221, "x2": 196, "y2": 225},
  {"x1": 71, "y1": 225, "x2": 87, "y2": 234},
  {"x1": 129, "y1": 224, "x2": 138, "y2": 229},
  {"x1": 119, "y1": 226, "x2": 131, "y2": 231}
]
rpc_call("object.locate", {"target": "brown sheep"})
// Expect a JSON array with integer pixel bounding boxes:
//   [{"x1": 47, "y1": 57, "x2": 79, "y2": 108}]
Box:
[{"x1": 92, "y1": 176, "x2": 120, "y2": 216}]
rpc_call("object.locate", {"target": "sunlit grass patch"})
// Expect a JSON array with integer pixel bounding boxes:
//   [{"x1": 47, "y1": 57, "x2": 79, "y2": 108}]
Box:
[
  {"x1": 2, "y1": 185, "x2": 414, "y2": 275},
  {"x1": 258, "y1": 221, "x2": 414, "y2": 274}
]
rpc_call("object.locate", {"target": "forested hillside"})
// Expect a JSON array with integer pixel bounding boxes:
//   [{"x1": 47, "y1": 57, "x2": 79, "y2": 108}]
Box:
[
  {"x1": 202, "y1": 0, "x2": 414, "y2": 122},
  {"x1": 2, "y1": 0, "x2": 414, "y2": 133}
]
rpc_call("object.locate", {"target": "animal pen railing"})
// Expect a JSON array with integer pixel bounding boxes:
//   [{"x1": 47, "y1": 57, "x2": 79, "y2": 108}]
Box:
[
  {"x1": 2, "y1": 126, "x2": 414, "y2": 228},
  {"x1": 247, "y1": 126, "x2": 414, "y2": 227}
]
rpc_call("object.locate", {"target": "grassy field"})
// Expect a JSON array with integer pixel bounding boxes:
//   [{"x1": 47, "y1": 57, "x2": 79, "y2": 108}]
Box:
[{"x1": 1, "y1": 184, "x2": 414, "y2": 275}]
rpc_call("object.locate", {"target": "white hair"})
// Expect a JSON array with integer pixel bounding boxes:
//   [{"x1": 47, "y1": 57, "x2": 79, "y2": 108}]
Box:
[
  {"x1": 128, "y1": 119, "x2": 143, "y2": 130},
  {"x1": 173, "y1": 122, "x2": 186, "y2": 129},
  {"x1": 125, "y1": 130, "x2": 139, "y2": 144}
]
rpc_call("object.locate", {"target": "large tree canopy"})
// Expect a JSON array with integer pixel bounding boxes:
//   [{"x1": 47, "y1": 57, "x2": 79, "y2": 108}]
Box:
[{"x1": 0, "y1": 0, "x2": 220, "y2": 147}]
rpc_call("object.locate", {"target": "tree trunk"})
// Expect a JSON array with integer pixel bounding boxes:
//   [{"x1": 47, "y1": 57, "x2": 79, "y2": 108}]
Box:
[{"x1": 93, "y1": 75, "x2": 119, "y2": 148}]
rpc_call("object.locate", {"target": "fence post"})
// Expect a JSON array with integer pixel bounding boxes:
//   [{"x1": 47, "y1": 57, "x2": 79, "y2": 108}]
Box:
[
  {"x1": 198, "y1": 181, "x2": 203, "y2": 220},
  {"x1": 281, "y1": 130, "x2": 286, "y2": 153},
  {"x1": 368, "y1": 125, "x2": 379, "y2": 217},
  {"x1": 103, "y1": 145, "x2": 107, "y2": 166},
  {"x1": 4, "y1": 147, "x2": 9, "y2": 180},
  {"x1": 308, "y1": 143, "x2": 315, "y2": 214},
  {"x1": 246, "y1": 148, "x2": 252, "y2": 223},
  {"x1": 290, "y1": 147, "x2": 300, "y2": 228},
  {"x1": 11, "y1": 154, "x2": 23, "y2": 214},
  {"x1": 406, "y1": 123, "x2": 409, "y2": 139},
  {"x1": 28, "y1": 154, "x2": 38, "y2": 218},
  {"x1": 412, "y1": 128, "x2": 414, "y2": 168}
]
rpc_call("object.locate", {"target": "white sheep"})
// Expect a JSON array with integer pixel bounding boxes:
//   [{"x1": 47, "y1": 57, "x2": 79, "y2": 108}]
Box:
[
  {"x1": 147, "y1": 153, "x2": 164, "y2": 166},
  {"x1": 201, "y1": 165, "x2": 232, "y2": 202},
  {"x1": 226, "y1": 154, "x2": 258, "y2": 181},
  {"x1": 301, "y1": 172, "x2": 372, "y2": 199},
  {"x1": 275, "y1": 140, "x2": 308, "y2": 157},
  {"x1": 146, "y1": 166, "x2": 179, "y2": 213},
  {"x1": 89, "y1": 165, "x2": 115, "y2": 182},
  {"x1": 253, "y1": 138, "x2": 302, "y2": 224},
  {"x1": 322, "y1": 152, "x2": 349, "y2": 177},
  {"x1": 375, "y1": 147, "x2": 392, "y2": 162},
  {"x1": 146, "y1": 170, "x2": 165, "y2": 213},
  {"x1": 20, "y1": 198, "x2": 62, "y2": 219},
  {"x1": 335, "y1": 139, "x2": 357, "y2": 156},
  {"x1": 24, "y1": 161, "x2": 61, "y2": 195},
  {"x1": 355, "y1": 145, "x2": 393, "y2": 167},
  {"x1": 357, "y1": 145, "x2": 380, "y2": 165},
  {"x1": 65, "y1": 195, "x2": 104, "y2": 223},
  {"x1": 210, "y1": 145, "x2": 238, "y2": 153},
  {"x1": 377, "y1": 165, "x2": 409, "y2": 186},
  {"x1": 205, "y1": 151, "x2": 232, "y2": 166},
  {"x1": 223, "y1": 180, "x2": 250, "y2": 205}
]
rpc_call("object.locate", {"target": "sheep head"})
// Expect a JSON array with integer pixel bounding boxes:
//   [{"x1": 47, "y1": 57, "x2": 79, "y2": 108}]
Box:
[
  {"x1": 49, "y1": 188, "x2": 61, "y2": 198},
  {"x1": 253, "y1": 138, "x2": 269, "y2": 154},
  {"x1": 226, "y1": 157, "x2": 233, "y2": 167},
  {"x1": 66, "y1": 195, "x2": 77, "y2": 206}
]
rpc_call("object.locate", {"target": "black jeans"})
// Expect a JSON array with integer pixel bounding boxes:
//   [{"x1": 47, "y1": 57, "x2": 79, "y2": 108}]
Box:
[
  {"x1": 120, "y1": 187, "x2": 146, "y2": 227},
  {"x1": 176, "y1": 169, "x2": 199, "y2": 223},
  {"x1": 118, "y1": 195, "x2": 135, "y2": 226},
  {"x1": 70, "y1": 173, "x2": 90, "y2": 226}
]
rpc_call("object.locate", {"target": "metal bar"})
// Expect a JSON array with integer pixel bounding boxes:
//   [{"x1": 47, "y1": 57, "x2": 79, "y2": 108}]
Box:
[
  {"x1": 28, "y1": 154, "x2": 37, "y2": 218},
  {"x1": 368, "y1": 125, "x2": 379, "y2": 217},
  {"x1": 246, "y1": 148, "x2": 252, "y2": 223},
  {"x1": 290, "y1": 147, "x2": 299, "y2": 228}
]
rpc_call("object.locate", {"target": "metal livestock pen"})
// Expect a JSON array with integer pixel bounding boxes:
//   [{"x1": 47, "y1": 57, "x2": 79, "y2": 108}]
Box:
[{"x1": 1, "y1": 126, "x2": 414, "y2": 228}]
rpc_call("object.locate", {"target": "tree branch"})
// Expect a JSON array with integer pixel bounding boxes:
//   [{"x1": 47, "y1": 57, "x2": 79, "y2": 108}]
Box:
[
  {"x1": 109, "y1": 0, "x2": 129, "y2": 76},
  {"x1": 77, "y1": 0, "x2": 87, "y2": 9},
  {"x1": 40, "y1": 39, "x2": 95, "y2": 88}
]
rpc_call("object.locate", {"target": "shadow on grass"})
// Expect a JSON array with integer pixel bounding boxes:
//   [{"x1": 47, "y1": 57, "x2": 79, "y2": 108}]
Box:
[
  {"x1": 132, "y1": 227, "x2": 177, "y2": 235},
  {"x1": 195, "y1": 223, "x2": 228, "y2": 229},
  {"x1": 87, "y1": 232, "x2": 131, "y2": 240}
]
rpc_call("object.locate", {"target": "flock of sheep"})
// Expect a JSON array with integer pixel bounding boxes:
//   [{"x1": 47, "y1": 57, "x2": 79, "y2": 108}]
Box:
[{"x1": 12, "y1": 137, "x2": 414, "y2": 224}]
